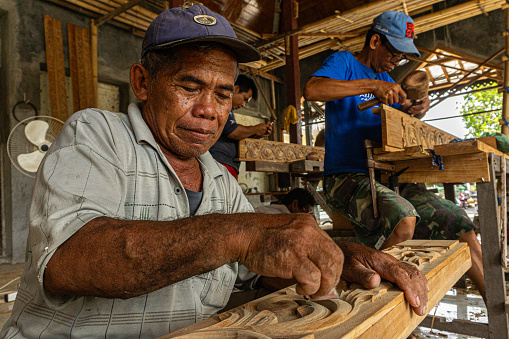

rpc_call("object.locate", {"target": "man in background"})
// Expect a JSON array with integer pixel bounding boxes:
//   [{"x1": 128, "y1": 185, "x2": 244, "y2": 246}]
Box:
[
  {"x1": 209, "y1": 74, "x2": 273, "y2": 179},
  {"x1": 255, "y1": 188, "x2": 316, "y2": 215}
]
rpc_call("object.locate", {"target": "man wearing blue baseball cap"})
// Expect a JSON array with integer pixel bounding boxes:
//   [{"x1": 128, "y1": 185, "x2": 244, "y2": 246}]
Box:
[
  {"x1": 2, "y1": 6, "x2": 429, "y2": 338},
  {"x1": 304, "y1": 10, "x2": 485, "y2": 303}
]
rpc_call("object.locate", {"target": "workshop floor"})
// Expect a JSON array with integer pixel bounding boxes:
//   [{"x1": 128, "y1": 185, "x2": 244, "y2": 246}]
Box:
[{"x1": 413, "y1": 282, "x2": 488, "y2": 339}]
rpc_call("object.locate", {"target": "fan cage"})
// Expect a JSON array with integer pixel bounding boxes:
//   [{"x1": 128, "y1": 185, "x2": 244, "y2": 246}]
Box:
[{"x1": 7, "y1": 116, "x2": 65, "y2": 178}]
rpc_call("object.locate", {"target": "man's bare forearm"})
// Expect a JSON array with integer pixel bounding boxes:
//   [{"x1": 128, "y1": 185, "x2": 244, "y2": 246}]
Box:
[
  {"x1": 44, "y1": 215, "x2": 249, "y2": 299},
  {"x1": 303, "y1": 77, "x2": 381, "y2": 102}
]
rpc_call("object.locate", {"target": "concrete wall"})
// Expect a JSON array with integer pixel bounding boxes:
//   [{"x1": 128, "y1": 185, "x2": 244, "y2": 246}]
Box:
[{"x1": 0, "y1": 0, "x2": 142, "y2": 263}]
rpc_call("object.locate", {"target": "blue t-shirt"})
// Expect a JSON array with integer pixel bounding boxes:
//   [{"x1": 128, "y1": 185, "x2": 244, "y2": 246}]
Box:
[
  {"x1": 311, "y1": 51, "x2": 400, "y2": 175},
  {"x1": 208, "y1": 110, "x2": 240, "y2": 172}
]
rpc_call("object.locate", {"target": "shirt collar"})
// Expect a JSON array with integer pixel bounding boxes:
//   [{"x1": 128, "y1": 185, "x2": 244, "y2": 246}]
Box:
[{"x1": 127, "y1": 102, "x2": 224, "y2": 179}]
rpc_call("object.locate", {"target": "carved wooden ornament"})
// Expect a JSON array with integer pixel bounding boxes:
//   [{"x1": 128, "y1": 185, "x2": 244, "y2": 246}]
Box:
[
  {"x1": 163, "y1": 240, "x2": 471, "y2": 339},
  {"x1": 237, "y1": 138, "x2": 325, "y2": 163}
]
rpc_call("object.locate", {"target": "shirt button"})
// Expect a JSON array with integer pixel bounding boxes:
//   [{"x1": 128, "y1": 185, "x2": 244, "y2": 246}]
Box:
[{"x1": 174, "y1": 187, "x2": 182, "y2": 195}]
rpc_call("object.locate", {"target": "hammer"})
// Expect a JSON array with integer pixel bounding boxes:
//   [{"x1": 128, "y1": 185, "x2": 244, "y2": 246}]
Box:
[{"x1": 357, "y1": 70, "x2": 429, "y2": 111}]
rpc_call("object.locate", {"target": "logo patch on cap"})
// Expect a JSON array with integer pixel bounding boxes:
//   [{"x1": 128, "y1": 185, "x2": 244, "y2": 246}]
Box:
[
  {"x1": 405, "y1": 22, "x2": 415, "y2": 38},
  {"x1": 194, "y1": 15, "x2": 216, "y2": 26}
]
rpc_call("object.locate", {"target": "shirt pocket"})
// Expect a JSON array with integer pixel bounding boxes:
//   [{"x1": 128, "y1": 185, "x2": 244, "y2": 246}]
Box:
[{"x1": 199, "y1": 265, "x2": 236, "y2": 309}]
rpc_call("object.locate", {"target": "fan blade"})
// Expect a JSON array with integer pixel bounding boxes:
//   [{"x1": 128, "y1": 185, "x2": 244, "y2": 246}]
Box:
[
  {"x1": 25, "y1": 120, "x2": 49, "y2": 146},
  {"x1": 17, "y1": 150, "x2": 45, "y2": 173}
]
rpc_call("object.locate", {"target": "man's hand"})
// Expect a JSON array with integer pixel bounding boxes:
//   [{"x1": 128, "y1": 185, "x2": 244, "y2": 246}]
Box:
[
  {"x1": 373, "y1": 81, "x2": 407, "y2": 105},
  {"x1": 239, "y1": 213, "x2": 344, "y2": 299},
  {"x1": 403, "y1": 97, "x2": 430, "y2": 119},
  {"x1": 337, "y1": 242, "x2": 429, "y2": 316},
  {"x1": 251, "y1": 122, "x2": 273, "y2": 138}
]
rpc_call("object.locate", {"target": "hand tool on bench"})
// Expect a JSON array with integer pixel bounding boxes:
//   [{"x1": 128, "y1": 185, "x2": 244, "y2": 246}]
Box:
[{"x1": 357, "y1": 70, "x2": 429, "y2": 111}]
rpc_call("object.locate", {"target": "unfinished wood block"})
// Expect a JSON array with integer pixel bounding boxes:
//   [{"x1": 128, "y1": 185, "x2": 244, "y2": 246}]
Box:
[{"x1": 163, "y1": 240, "x2": 471, "y2": 339}]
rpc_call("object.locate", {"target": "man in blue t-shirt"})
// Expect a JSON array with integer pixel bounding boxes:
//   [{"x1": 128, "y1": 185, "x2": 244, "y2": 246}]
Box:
[
  {"x1": 304, "y1": 11, "x2": 485, "y2": 301},
  {"x1": 209, "y1": 74, "x2": 273, "y2": 180}
]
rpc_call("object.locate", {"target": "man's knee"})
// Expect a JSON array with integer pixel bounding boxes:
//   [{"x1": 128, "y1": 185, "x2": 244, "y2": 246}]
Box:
[{"x1": 392, "y1": 216, "x2": 417, "y2": 240}]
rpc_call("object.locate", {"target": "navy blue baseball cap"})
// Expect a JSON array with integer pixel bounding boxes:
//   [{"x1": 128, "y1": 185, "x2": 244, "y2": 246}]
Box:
[
  {"x1": 372, "y1": 11, "x2": 420, "y2": 57},
  {"x1": 141, "y1": 4, "x2": 261, "y2": 63}
]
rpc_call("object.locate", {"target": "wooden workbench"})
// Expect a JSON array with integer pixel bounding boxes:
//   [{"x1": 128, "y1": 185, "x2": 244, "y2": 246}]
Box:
[
  {"x1": 372, "y1": 105, "x2": 509, "y2": 339},
  {"x1": 237, "y1": 105, "x2": 508, "y2": 338}
]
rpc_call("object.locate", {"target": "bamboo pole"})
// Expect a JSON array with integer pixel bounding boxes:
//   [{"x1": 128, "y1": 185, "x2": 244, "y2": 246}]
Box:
[{"x1": 248, "y1": 68, "x2": 277, "y2": 121}]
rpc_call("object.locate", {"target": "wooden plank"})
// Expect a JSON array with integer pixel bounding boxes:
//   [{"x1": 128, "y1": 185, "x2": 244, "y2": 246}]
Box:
[
  {"x1": 366, "y1": 159, "x2": 395, "y2": 172},
  {"x1": 75, "y1": 25, "x2": 87, "y2": 111},
  {"x1": 237, "y1": 138, "x2": 325, "y2": 163},
  {"x1": 434, "y1": 139, "x2": 504, "y2": 157},
  {"x1": 245, "y1": 161, "x2": 289, "y2": 173},
  {"x1": 478, "y1": 136, "x2": 498, "y2": 149},
  {"x1": 44, "y1": 15, "x2": 68, "y2": 122},
  {"x1": 379, "y1": 105, "x2": 457, "y2": 150},
  {"x1": 163, "y1": 240, "x2": 471, "y2": 339},
  {"x1": 67, "y1": 24, "x2": 80, "y2": 113},
  {"x1": 373, "y1": 146, "x2": 430, "y2": 162},
  {"x1": 290, "y1": 160, "x2": 324, "y2": 173},
  {"x1": 90, "y1": 20, "x2": 98, "y2": 107},
  {"x1": 387, "y1": 152, "x2": 490, "y2": 184},
  {"x1": 81, "y1": 27, "x2": 94, "y2": 109},
  {"x1": 478, "y1": 154, "x2": 509, "y2": 339}
]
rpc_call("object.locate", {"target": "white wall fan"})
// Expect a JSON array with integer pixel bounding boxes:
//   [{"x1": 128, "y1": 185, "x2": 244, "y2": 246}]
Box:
[{"x1": 7, "y1": 116, "x2": 65, "y2": 178}]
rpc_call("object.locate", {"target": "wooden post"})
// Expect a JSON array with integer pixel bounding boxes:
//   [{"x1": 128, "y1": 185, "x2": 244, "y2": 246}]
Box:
[
  {"x1": 444, "y1": 183, "x2": 456, "y2": 202},
  {"x1": 304, "y1": 100, "x2": 312, "y2": 146},
  {"x1": 91, "y1": 19, "x2": 98, "y2": 107},
  {"x1": 501, "y1": 157, "x2": 507, "y2": 267},
  {"x1": 503, "y1": 9, "x2": 509, "y2": 137},
  {"x1": 282, "y1": 0, "x2": 301, "y2": 145},
  {"x1": 270, "y1": 79, "x2": 277, "y2": 141},
  {"x1": 478, "y1": 154, "x2": 509, "y2": 339}
]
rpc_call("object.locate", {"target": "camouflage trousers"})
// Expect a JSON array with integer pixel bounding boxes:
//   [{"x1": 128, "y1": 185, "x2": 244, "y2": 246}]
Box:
[{"x1": 324, "y1": 173, "x2": 476, "y2": 249}]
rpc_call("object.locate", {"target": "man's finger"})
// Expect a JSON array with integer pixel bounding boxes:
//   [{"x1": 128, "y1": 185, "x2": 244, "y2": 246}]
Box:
[
  {"x1": 308, "y1": 250, "x2": 343, "y2": 298},
  {"x1": 293, "y1": 259, "x2": 321, "y2": 296},
  {"x1": 382, "y1": 265, "x2": 428, "y2": 316}
]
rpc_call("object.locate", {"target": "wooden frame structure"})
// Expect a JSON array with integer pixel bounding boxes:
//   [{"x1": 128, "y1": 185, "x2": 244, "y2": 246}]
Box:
[
  {"x1": 372, "y1": 104, "x2": 509, "y2": 338},
  {"x1": 162, "y1": 240, "x2": 471, "y2": 339}
]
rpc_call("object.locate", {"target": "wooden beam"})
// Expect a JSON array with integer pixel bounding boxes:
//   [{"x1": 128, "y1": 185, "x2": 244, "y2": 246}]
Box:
[
  {"x1": 282, "y1": 0, "x2": 301, "y2": 144},
  {"x1": 433, "y1": 139, "x2": 504, "y2": 157},
  {"x1": 96, "y1": 0, "x2": 146, "y2": 26},
  {"x1": 239, "y1": 65, "x2": 283, "y2": 83},
  {"x1": 245, "y1": 161, "x2": 289, "y2": 173},
  {"x1": 373, "y1": 146, "x2": 430, "y2": 162}
]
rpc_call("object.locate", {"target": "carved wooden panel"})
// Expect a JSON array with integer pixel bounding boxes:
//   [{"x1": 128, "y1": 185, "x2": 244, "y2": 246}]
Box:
[
  {"x1": 237, "y1": 138, "x2": 325, "y2": 163},
  {"x1": 377, "y1": 105, "x2": 457, "y2": 152},
  {"x1": 163, "y1": 240, "x2": 471, "y2": 339}
]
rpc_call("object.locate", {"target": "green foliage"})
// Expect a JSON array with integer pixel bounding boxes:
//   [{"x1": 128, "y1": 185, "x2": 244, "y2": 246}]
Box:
[{"x1": 459, "y1": 83, "x2": 502, "y2": 138}]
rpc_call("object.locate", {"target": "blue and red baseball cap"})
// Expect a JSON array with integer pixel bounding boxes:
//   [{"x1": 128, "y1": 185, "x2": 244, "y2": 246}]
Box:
[
  {"x1": 372, "y1": 11, "x2": 420, "y2": 57},
  {"x1": 142, "y1": 4, "x2": 261, "y2": 63}
]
